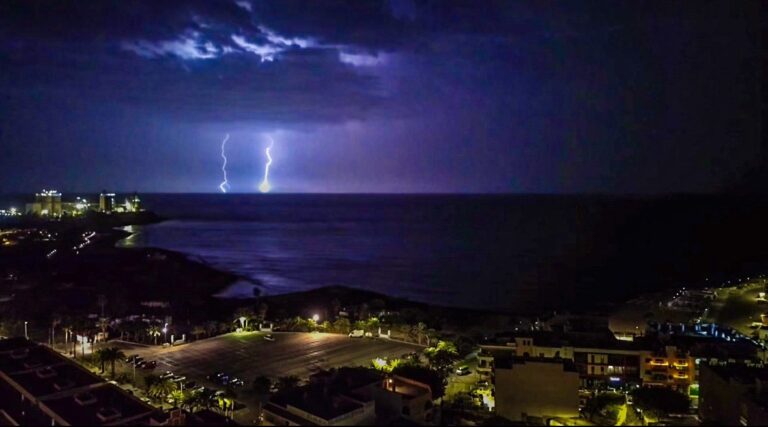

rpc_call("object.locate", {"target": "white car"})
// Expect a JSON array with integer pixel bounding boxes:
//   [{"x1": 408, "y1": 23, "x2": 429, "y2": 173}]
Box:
[
  {"x1": 349, "y1": 330, "x2": 365, "y2": 338},
  {"x1": 455, "y1": 366, "x2": 471, "y2": 376}
]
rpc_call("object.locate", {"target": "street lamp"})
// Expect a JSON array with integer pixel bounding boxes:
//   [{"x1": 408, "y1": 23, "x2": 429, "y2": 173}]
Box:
[
  {"x1": 312, "y1": 314, "x2": 320, "y2": 322},
  {"x1": 24, "y1": 321, "x2": 28, "y2": 340},
  {"x1": 162, "y1": 323, "x2": 168, "y2": 344}
]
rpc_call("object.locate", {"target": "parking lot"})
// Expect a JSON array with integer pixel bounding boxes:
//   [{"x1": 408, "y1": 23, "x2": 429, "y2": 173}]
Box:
[
  {"x1": 113, "y1": 332, "x2": 423, "y2": 422},
  {"x1": 120, "y1": 332, "x2": 421, "y2": 384}
]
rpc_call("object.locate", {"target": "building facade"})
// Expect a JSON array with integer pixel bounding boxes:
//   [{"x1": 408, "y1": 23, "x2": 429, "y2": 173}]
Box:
[
  {"x1": 26, "y1": 190, "x2": 62, "y2": 216},
  {"x1": 699, "y1": 363, "x2": 768, "y2": 426},
  {"x1": 494, "y1": 357, "x2": 580, "y2": 422},
  {"x1": 99, "y1": 191, "x2": 116, "y2": 213}
]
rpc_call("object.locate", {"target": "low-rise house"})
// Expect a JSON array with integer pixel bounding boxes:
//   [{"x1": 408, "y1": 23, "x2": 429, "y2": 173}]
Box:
[
  {"x1": 375, "y1": 375, "x2": 435, "y2": 425},
  {"x1": 263, "y1": 367, "x2": 438, "y2": 426},
  {"x1": 263, "y1": 367, "x2": 379, "y2": 426}
]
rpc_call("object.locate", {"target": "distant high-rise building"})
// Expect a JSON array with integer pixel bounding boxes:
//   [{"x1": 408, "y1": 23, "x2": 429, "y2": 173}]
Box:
[
  {"x1": 125, "y1": 193, "x2": 141, "y2": 212},
  {"x1": 99, "y1": 191, "x2": 115, "y2": 213},
  {"x1": 26, "y1": 189, "x2": 62, "y2": 216}
]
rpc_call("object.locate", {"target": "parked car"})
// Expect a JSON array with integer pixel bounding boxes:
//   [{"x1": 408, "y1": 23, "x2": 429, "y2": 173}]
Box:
[
  {"x1": 349, "y1": 330, "x2": 365, "y2": 338},
  {"x1": 159, "y1": 371, "x2": 175, "y2": 380},
  {"x1": 229, "y1": 377, "x2": 245, "y2": 387},
  {"x1": 125, "y1": 354, "x2": 139, "y2": 363},
  {"x1": 207, "y1": 372, "x2": 226, "y2": 381},
  {"x1": 140, "y1": 360, "x2": 157, "y2": 370},
  {"x1": 456, "y1": 365, "x2": 471, "y2": 376},
  {"x1": 264, "y1": 334, "x2": 275, "y2": 341}
]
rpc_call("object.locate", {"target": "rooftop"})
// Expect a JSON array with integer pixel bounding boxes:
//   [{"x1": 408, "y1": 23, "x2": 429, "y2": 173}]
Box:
[
  {"x1": 43, "y1": 384, "x2": 157, "y2": 426},
  {"x1": 486, "y1": 330, "x2": 649, "y2": 352},
  {"x1": 271, "y1": 387, "x2": 365, "y2": 421},
  {"x1": 495, "y1": 356, "x2": 578, "y2": 372},
  {"x1": 0, "y1": 337, "x2": 162, "y2": 426},
  {"x1": 382, "y1": 376, "x2": 430, "y2": 399}
]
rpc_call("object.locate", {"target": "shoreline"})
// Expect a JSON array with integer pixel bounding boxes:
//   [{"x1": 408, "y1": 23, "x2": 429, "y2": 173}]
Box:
[
  {"x1": 114, "y1": 223, "x2": 262, "y2": 299},
  {"x1": 111, "y1": 219, "x2": 767, "y2": 319},
  {"x1": 4, "y1": 210, "x2": 767, "y2": 340}
]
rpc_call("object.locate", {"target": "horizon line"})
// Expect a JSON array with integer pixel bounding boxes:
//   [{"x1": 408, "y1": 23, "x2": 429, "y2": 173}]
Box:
[{"x1": 0, "y1": 190, "x2": 764, "y2": 197}]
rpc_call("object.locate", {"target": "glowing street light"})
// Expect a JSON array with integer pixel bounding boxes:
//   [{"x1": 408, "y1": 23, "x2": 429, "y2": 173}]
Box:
[
  {"x1": 312, "y1": 314, "x2": 320, "y2": 322},
  {"x1": 162, "y1": 323, "x2": 168, "y2": 343},
  {"x1": 24, "y1": 321, "x2": 28, "y2": 340}
]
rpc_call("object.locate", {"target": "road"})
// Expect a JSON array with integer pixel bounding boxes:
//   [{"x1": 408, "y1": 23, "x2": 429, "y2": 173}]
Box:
[{"x1": 622, "y1": 404, "x2": 643, "y2": 426}]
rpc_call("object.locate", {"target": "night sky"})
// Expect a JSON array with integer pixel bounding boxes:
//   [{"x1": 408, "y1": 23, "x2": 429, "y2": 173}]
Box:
[{"x1": 0, "y1": 1, "x2": 762, "y2": 194}]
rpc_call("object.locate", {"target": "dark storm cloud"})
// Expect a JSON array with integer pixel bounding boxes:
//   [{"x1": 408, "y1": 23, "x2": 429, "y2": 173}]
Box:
[
  {"x1": 0, "y1": 0, "x2": 761, "y2": 193},
  {"x1": 0, "y1": 0, "x2": 397, "y2": 126}
]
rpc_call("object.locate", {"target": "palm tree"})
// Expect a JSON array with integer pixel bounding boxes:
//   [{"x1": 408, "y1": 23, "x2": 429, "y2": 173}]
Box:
[
  {"x1": 191, "y1": 325, "x2": 206, "y2": 341},
  {"x1": 97, "y1": 318, "x2": 110, "y2": 346},
  {"x1": 168, "y1": 390, "x2": 185, "y2": 408},
  {"x1": 64, "y1": 325, "x2": 75, "y2": 355},
  {"x1": 276, "y1": 376, "x2": 300, "y2": 392},
  {"x1": 147, "y1": 325, "x2": 161, "y2": 346},
  {"x1": 205, "y1": 321, "x2": 218, "y2": 337},
  {"x1": 95, "y1": 348, "x2": 107, "y2": 373},
  {"x1": 149, "y1": 378, "x2": 178, "y2": 402},
  {"x1": 143, "y1": 374, "x2": 160, "y2": 392},
  {"x1": 50, "y1": 315, "x2": 62, "y2": 347},
  {"x1": 217, "y1": 388, "x2": 238, "y2": 419},
  {"x1": 181, "y1": 390, "x2": 205, "y2": 412},
  {"x1": 99, "y1": 347, "x2": 126, "y2": 377},
  {"x1": 233, "y1": 307, "x2": 255, "y2": 331},
  {"x1": 257, "y1": 302, "x2": 269, "y2": 323},
  {"x1": 72, "y1": 318, "x2": 93, "y2": 359},
  {"x1": 414, "y1": 322, "x2": 427, "y2": 345},
  {"x1": 252, "y1": 376, "x2": 272, "y2": 414}
]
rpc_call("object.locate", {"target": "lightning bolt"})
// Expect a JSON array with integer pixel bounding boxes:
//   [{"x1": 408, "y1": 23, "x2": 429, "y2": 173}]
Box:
[
  {"x1": 219, "y1": 133, "x2": 231, "y2": 193},
  {"x1": 258, "y1": 136, "x2": 275, "y2": 193}
]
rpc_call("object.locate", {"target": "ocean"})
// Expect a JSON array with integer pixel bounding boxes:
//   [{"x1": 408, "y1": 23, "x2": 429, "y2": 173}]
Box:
[{"x1": 105, "y1": 193, "x2": 768, "y2": 313}]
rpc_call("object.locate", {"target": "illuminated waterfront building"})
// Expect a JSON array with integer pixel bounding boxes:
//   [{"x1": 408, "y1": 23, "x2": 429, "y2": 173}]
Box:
[
  {"x1": 124, "y1": 193, "x2": 142, "y2": 212},
  {"x1": 25, "y1": 190, "x2": 62, "y2": 216},
  {"x1": 99, "y1": 191, "x2": 116, "y2": 213}
]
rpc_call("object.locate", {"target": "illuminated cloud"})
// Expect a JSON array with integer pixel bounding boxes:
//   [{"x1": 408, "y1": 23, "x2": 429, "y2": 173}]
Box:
[
  {"x1": 122, "y1": 33, "x2": 220, "y2": 60},
  {"x1": 235, "y1": 1, "x2": 252, "y2": 12},
  {"x1": 230, "y1": 34, "x2": 282, "y2": 62},
  {"x1": 339, "y1": 52, "x2": 386, "y2": 67},
  {"x1": 259, "y1": 26, "x2": 313, "y2": 48}
]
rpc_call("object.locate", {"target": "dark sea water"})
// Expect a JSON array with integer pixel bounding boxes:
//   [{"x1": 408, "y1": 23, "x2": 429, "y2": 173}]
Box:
[
  {"x1": 4, "y1": 193, "x2": 767, "y2": 313},
  {"x1": 106, "y1": 194, "x2": 768, "y2": 313}
]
